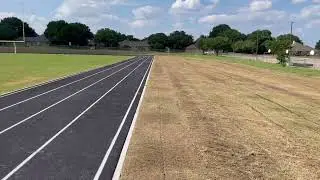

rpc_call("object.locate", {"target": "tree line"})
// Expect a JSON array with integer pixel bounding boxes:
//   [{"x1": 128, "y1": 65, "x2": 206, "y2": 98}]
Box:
[
  {"x1": 1, "y1": 16, "x2": 320, "y2": 54},
  {"x1": 0, "y1": 16, "x2": 194, "y2": 50},
  {"x1": 198, "y1": 24, "x2": 304, "y2": 55}
]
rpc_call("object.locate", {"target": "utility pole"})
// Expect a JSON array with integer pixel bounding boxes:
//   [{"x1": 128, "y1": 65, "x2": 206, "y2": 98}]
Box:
[
  {"x1": 256, "y1": 31, "x2": 259, "y2": 60},
  {"x1": 289, "y1": 21, "x2": 294, "y2": 66},
  {"x1": 21, "y1": 2, "x2": 25, "y2": 43}
]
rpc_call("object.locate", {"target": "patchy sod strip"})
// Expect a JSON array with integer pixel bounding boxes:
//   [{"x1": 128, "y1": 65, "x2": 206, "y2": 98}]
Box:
[
  {"x1": 0, "y1": 53, "x2": 131, "y2": 95},
  {"x1": 121, "y1": 55, "x2": 320, "y2": 179}
]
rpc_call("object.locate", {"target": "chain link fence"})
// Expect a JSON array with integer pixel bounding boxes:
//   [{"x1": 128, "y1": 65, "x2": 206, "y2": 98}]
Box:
[{"x1": 224, "y1": 52, "x2": 320, "y2": 69}]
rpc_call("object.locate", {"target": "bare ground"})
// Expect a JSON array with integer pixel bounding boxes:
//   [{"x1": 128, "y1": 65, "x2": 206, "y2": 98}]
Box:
[{"x1": 121, "y1": 56, "x2": 320, "y2": 180}]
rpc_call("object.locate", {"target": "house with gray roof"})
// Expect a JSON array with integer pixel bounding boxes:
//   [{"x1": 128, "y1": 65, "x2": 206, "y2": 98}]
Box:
[
  {"x1": 16, "y1": 35, "x2": 49, "y2": 46},
  {"x1": 119, "y1": 40, "x2": 150, "y2": 51},
  {"x1": 291, "y1": 41, "x2": 314, "y2": 56}
]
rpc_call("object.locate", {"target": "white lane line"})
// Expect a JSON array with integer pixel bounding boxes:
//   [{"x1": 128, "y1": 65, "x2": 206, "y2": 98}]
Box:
[
  {"x1": 0, "y1": 58, "x2": 145, "y2": 136},
  {"x1": 0, "y1": 57, "x2": 140, "y2": 112},
  {"x1": 93, "y1": 57, "x2": 153, "y2": 180},
  {"x1": 112, "y1": 56, "x2": 154, "y2": 180},
  {"x1": 0, "y1": 58, "x2": 148, "y2": 180}
]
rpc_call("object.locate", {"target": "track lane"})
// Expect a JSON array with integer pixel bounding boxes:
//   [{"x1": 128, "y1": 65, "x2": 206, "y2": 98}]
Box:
[
  {"x1": 0, "y1": 56, "x2": 140, "y2": 110},
  {"x1": 95, "y1": 58, "x2": 152, "y2": 180},
  {"x1": 0, "y1": 57, "x2": 152, "y2": 177},
  {"x1": 0, "y1": 57, "x2": 145, "y2": 135}
]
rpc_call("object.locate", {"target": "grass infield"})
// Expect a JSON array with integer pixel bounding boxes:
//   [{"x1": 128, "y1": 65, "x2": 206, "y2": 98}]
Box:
[{"x1": 0, "y1": 53, "x2": 132, "y2": 95}]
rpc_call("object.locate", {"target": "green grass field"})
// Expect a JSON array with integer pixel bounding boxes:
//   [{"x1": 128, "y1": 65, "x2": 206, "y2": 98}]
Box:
[
  {"x1": 0, "y1": 54, "x2": 132, "y2": 95},
  {"x1": 183, "y1": 54, "x2": 320, "y2": 77}
]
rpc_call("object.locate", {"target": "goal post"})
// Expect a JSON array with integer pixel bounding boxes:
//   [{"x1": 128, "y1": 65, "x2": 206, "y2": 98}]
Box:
[{"x1": 0, "y1": 40, "x2": 25, "y2": 54}]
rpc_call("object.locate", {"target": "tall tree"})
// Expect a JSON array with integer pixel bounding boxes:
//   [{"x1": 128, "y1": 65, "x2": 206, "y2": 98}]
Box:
[
  {"x1": 0, "y1": 24, "x2": 17, "y2": 40},
  {"x1": 60, "y1": 23, "x2": 93, "y2": 46},
  {"x1": 220, "y1": 29, "x2": 245, "y2": 43},
  {"x1": 148, "y1": 33, "x2": 168, "y2": 50},
  {"x1": 94, "y1": 28, "x2": 127, "y2": 47},
  {"x1": 0, "y1": 17, "x2": 37, "y2": 39},
  {"x1": 167, "y1": 31, "x2": 193, "y2": 50},
  {"x1": 232, "y1": 40, "x2": 256, "y2": 54},
  {"x1": 209, "y1": 24, "x2": 231, "y2": 38},
  {"x1": 207, "y1": 36, "x2": 230, "y2": 55},
  {"x1": 44, "y1": 21, "x2": 93, "y2": 46},
  {"x1": 277, "y1": 34, "x2": 303, "y2": 44},
  {"x1": 247, "y1": 30, "x2": 273, "y2": 54}
]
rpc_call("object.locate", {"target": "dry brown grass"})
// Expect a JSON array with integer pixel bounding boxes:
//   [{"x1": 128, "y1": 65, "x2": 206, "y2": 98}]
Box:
[{"x1": 121, "y1": 55, "x2": 320, "y2": 180}]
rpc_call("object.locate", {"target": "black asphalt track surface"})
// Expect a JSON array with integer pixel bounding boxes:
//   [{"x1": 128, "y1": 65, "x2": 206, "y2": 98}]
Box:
[{"x1": 0, "y1": 56, "x2": 153, "y2": 180}]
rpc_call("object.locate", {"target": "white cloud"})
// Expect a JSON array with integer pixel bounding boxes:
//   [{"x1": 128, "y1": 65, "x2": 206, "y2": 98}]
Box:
[
  {"x1": 249, "y1": 0, "x2": 272, "y2": 12},
  {"x1": 55, "y1": 0, "x2": 128, "y2": 18},
  {"x1": 132, "y1": 5, "x2": 161, "y2": 20},
  {"x1": 306, "y1": 19, "x2": 320, "y2": 28},
  {"x1": 0, "y1": 12, "x2": 15, "y2": 19},
  {"x1": 130, "y1": 5, "x2": 161, "y2": 28},
  {"x1": 292, "y1": 0, "x2": 307, "y2": 4},
  {"x1": 199, "y1": 10, "x2": 286, "y2": 24},
  {"x1": 130, "y1": 19, "x2": 154, "y2": 28},
  {"x1": 170, "y1": 0, "x2": 219, "y2": 14},
  {"x1": 299, "y1": 5, "x2": 320, "y2": 18}
]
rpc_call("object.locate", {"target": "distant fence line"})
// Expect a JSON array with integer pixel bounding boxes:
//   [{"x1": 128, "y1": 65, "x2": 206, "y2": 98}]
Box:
[
  {"x1": 1, "y1": 45, "x2": 319, "y2": 69},
  {"x1": 224, "y1": 53, "x2": 320, "y2": 69},
  {"x1": 0, "y1": 45, "x2": 187, "y2": 56}
]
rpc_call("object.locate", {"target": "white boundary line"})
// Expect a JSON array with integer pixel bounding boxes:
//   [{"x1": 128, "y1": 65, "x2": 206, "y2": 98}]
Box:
[
  {"x1": 0, "y1": 58, "x2": 148, "y2": 180},
  {"x1": 0, "y1": 56, "x2": 138, "y2": 98},
  {"x1": 93, "y1": 56, "x2": 153, "y2": 180},
  {"x1": 112, "y1": 56, "x2": 154, "y2": 180},
  {"x1": 0, "y1": 58, "x2": 144, "y2": 135},
  {"x1": 0, "y1": 57, "x2": 140, "y2": 112}
]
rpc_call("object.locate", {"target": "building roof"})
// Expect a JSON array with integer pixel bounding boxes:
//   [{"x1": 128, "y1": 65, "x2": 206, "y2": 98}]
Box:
[
  {"x1": 291, "y1": 41, "x2": 313, "y2": 52},
  {"x1": 16, "y1": 34, "x2": 49, "y2": 43},
  {"x1": 186, "y1": 44, "x2": 198, "y2": 50},
  {"x1": 119, "y1": 40, "x2": 150, "y2": 47}
]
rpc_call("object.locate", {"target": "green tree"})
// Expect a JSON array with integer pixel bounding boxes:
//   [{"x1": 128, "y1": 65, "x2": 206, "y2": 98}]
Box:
[
  {"x1": 220, "y1": 29, "x2": 245, "y2": 43},
  {"x1": 44, "y1": 20, "x2": 93, "y2": 46},
  {"x1": 315, "y1": 40, "x2": 320, "y2": 50},
  {"x1": 232, "y1": 40, "x2": 256, "y2": 54},
  {"x1": 199, "y1": 37, "x2": 209, "y2": 53},
  {"x1": 0, "y1": 24, "x2": 17, "y2": 40},
  {"x1": 44, "y1": 20, "x2": 69, "y2": 45},
  {"x1": 207, "y1": 36, "x2": 230, "y2": 56},
  {"x1": 94, "y1": 28, "x2": 126, "y2": 47},
  {"x1": 167, "y1": 31, "x2": 193, "y2": 50},
  {"x1": 60, "y1": 23, "x2": 93, "y2": 46},
  {"x1": 246, "y1": 30, "x2": 273, "y2": 54},
  {"x1": 268, "y1": 39, "x2": 291, "y2": 66},
  {"x1": 148, "y1": 33, "x2": 168, "y2": 50},
  {"x1": 209, "y1": 24, "x2": 231, "y2": 38},
  {"x1": 0, "y1": 17, "x2": 37, "y2": 39},
  {"x1": 277, "y1": 34, "x2": 303, "y2": 44}
]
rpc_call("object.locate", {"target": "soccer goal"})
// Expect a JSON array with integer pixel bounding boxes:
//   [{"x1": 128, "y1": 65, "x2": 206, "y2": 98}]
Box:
[{"x1": 0, "y1": 40, "x2": 25, "y2": 54}]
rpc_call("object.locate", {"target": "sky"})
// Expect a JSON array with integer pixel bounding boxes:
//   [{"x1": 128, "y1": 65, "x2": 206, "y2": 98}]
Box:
[{"x1": 1, "y1": 0, "x2": 320, "y2": 46}]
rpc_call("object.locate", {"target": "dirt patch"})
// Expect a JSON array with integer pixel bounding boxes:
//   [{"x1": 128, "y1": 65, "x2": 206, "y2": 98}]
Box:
[
  {"x1": 3, "y1": 77, "x2": 46, "y2": 87},
  {"x1": 121, "y1": 56, "x2": 320, "y2": 180}
]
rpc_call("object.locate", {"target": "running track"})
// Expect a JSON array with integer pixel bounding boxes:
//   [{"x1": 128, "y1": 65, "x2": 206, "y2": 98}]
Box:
[{"x1": 0, "y1": 56, "x2": 153, "y2": 180}]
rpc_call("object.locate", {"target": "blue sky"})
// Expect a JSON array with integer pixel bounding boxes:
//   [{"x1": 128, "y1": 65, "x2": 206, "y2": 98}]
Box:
[{"x1": 1, "y1": 0, "x2": 320, "y2": 46}]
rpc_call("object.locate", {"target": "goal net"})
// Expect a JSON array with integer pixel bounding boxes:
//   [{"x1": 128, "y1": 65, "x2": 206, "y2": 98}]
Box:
[{"x1": 0, "y1": 40, "x2": 25, "y2": 54}]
